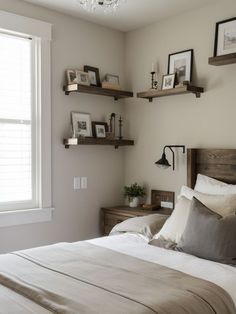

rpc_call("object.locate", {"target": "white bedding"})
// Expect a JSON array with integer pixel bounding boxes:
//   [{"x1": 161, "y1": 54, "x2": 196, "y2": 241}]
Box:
[{"x1": 89, "y1": 233, "x2": 236, "y2": 307}]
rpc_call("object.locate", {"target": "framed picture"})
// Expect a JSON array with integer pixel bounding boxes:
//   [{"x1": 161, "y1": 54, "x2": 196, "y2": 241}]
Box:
[
  {"x1": 76, "y1": 70, "x2": 90, "y2": 86},
  {"x1": 66, "y1": 69, "x2": 78, "y2": 85},
  {"x1": 71, "y1": 112, "x2": 92, "y2": 137},
  {"x1": 105, "y1": 74, "x2": 120, "y2": 85},
  {"x1": 84, "y1": 65, "x2": 101, "y2": 87},
  {"x1": 92, "y1": 121, "x2": 108, "y2": 138},
  {"x1": 214, "y1": 17, "x2": 236, "y2": 56},
  {"x1": 162, "y1": 73, "x2": 176, "y2": 90},
  {"x1": 168, "y1": 49, "x2": 193, "y2": 85}
]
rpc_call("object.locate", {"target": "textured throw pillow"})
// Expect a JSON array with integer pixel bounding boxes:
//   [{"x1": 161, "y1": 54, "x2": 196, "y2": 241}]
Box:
[
  {"x1": 177, "y1": 197, "x2": 236, "y2": 265},
  {"x1": 110, "y1": 214, "x2": 169, "y2": 240},
  {"x1": 195, "y1": 174, "x2": 236, "y2": 195},
  {"x1": 153, "y1": 196, "x2": 191, "y2": 244},
  {"x1": 180, "y1": 185, "x2": 236, "y2": 216}
]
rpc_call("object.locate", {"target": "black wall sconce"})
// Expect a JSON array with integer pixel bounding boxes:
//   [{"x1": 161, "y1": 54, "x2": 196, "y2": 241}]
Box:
[{"x1": 155, "y1": 145, "x2": 185, "y2": 171}]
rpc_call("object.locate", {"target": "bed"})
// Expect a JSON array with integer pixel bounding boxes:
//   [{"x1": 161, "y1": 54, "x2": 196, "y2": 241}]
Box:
[{"x1": 0, "y1": 148, "x2": 236, "y2": 314}]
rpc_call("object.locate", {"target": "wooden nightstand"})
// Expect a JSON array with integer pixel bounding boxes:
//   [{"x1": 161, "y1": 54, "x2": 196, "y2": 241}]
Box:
[{"x1": 101, "y1": 205, "x2": 172, "y2": 236}]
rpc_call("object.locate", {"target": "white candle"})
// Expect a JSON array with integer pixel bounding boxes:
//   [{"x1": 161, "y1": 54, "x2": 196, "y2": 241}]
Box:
[{"x1": 151, "y1": 63, "x2": 154, "y2": 72}]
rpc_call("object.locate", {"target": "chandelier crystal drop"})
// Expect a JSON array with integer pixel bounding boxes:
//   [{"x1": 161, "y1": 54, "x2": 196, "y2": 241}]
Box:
[{"x1": 79, "y1": 0, "x2": 124, "y2": 13}]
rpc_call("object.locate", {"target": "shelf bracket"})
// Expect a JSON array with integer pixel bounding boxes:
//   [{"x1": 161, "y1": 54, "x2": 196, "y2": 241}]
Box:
[
  {"x1": 149, "y1": 98, "x2": 153, "y2": 103},
  {"x1": 195, "y1": 92, "x2": 201, "y2": 98},
  {"x1": 65, "y1": 145, "x2": 70, "y2": 149}
]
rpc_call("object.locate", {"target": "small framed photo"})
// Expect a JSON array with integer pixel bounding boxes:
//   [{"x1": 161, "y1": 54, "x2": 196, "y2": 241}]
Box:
[
  {"x1": 76, "y1": 70, "x2": 90, "y2": 86},
  {"x1": 84, "y1": 65, "x2": 101, "y2": 87},
  {"x1": 92, "y1": 122, "x2": 108, "y2": 138},
  {"x1": 66, "y1": 69, "x2": 78, "y2": 85},
  {"x1": 214, "y1": 17, "x2": 236, "y2": 56},
  {"x1": 71, "y1": 112, "x2": 92, "y2": 137},
  {"x1": 162, "y1": 73, "x2": 176, "y2": 90},
  {"x1": 168, "y1": 49, "x2": 193, "y2": 85},
  {"x1": 105, "y1": 74, "x2": 120, "y2": 85}
]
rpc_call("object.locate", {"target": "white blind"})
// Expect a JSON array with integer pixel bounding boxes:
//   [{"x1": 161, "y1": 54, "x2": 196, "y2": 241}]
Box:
[{"x1": 0, "y1": 32, "x2": 36, "y2": 208}]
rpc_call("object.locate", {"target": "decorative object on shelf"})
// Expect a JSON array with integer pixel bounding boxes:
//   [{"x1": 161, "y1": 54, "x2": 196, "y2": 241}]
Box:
[
  {"x1": 124, "y1": 183, "x2": 145, "y2": 208},
  {"x1": 155, "y1": 145, "x2": 185, "y2": 171},
  {"x1": 162, "y1": 73, "x2": 176, "y2": 90},
  {"x1": 107, "y1": 112, "x2": 116, "y2": 139},
  {"x1": 76, "y1": 70, "x2": 90, "y2": 86},
  {"x1": 71, "y1": 111, "x2": 92, "y2": 137},
  {"x1": 92, "y1": 121, "x2": 108, "y2": 138},
  {"x1": 66, "y1": 69, "x2": 78, "y2": 85},
  {"x1": 118, "y1": 115, "x2": 123, "y2": 140},
  {"x1": 84, "y1": 65, "x2": 101, "y2": 87},
  {"x1": 105, "y1": 74, "x2": 120, "y2": 85},
  {"x1": 78, "y1": 0, "x2": 125, "y2": 13},
  {"x1": 168, "y1": 49, "x2": 193, "y2": 85},
  {"x1": 101, "y1": 81, "x2": 121, "y2": 90},
  {"x1": 214, "y1": 17, "x2": 236, "y2": 57}
]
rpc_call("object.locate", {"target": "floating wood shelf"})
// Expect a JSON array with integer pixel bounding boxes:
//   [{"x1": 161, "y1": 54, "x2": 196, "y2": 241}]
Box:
[
  {"x1": 137, "y1": 85, "x2": 204, "y2": 102},
  {"x1": 63, "y1": 84, "x2": 133, "y2": 100},
  {"x1": 208, "y1": 53, "x2": 236, "y2": 66},
  {"x1": 63, "y1": 137, "x2": 134, "y2": 149}
]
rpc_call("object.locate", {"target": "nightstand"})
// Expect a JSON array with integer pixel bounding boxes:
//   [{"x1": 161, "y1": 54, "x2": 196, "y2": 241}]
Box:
[{"x1": 101, "y1": 205, "x2": 172, "y2": 236}]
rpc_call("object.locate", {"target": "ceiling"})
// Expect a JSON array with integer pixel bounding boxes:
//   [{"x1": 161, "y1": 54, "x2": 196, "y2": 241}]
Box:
[{"x1": 23, "y1": 0, "x2": 218, "y2": 32}]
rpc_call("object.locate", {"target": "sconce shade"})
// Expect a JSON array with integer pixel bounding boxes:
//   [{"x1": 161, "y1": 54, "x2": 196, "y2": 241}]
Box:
[{"x1": 155, "y1": 153, "x2": 171, "y2": 169}]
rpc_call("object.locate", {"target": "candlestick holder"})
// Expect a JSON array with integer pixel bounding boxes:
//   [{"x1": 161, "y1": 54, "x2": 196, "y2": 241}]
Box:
[{"x1": 150, "y1": 71, "x2": 158, "y2": 90}]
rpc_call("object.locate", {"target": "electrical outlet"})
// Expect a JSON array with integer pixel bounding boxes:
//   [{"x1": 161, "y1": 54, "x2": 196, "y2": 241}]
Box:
[
  {"x1": 161, "y1": 201, "x2": 174, "y2": 209},
  {"x1": 73, "y1": 177, "x2": 81, "y2": 190},
  {"x1": 81, "y1": 177, "x2": 87, "y2": 189}
]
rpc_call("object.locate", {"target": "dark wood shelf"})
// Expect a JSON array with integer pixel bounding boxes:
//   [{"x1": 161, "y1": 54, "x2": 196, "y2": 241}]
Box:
[
  {"x1": 63, "y1": 84, "x2": 133, "y2": 100},
  {"x1": 63, "y1": 137, "x2": 134, "y2": 149},
  {"x1": 208, "y1": 53, "x2": 236, "y2": 66},
  {"x1": 137, "y1": 84, "x2": 204, "y2": 102}
]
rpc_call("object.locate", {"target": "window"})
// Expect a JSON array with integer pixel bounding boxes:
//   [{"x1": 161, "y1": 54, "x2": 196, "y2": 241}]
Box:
[
  {"x1": 0, "y1": 11, "x2": 52, "y2": 226},
  {"x1": 0, "y1": 33, "x2": 38, "y2": 211}
]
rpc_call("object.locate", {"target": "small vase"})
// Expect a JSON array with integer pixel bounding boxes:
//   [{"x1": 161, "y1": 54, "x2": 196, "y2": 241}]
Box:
[{"x1": 129, "y1": 197, "x2": 139, "y2": 208}]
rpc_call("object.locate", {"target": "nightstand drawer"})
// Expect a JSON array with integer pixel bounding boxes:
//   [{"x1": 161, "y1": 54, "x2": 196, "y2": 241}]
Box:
[{"x1": 104, "y1": 213, "x2": 130, "y2": 227}]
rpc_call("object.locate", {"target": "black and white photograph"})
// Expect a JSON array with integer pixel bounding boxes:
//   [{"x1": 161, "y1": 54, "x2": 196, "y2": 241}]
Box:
[
  {"x1": 105, "y1": 74, "x2": 120, "y2": 85},
  {"x1": 214, "y1": 18, "x2": 236, "y2": 56},
  {"x1": 168, "y1": 49, "x2": 193, "y2": 84},
  {"x1": 84, "y1": 65, "x2": 101, "y2": 86},
  {"x1": 162, "y1": 73, "x2": 176, "y2": 90},
  {"x1": 92, "y1": 121, "x2": 108, "y2": 138},
  {"x1": 71, "y1": 112, "x2": 92, "y2": 137},
  {"x1": 66, "y1": 69, "x2": 78, "y2": 85},
  {"x1": 76, "y1": 70, "x2": 90, "y2": 86}
]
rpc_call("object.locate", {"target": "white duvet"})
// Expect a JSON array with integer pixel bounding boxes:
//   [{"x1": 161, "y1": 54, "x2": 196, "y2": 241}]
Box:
[{"x1": 89, "y1": 233, "x2": 236, "y2": 307}]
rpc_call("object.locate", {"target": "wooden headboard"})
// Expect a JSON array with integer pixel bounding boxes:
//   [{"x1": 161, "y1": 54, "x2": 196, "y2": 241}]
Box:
[{"x1": 187, "y1": 148, "x2": 236, "y2": 188}]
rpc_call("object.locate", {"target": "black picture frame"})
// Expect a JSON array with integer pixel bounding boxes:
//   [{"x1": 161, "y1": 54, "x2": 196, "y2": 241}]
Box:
[
  {"x1": 213, "y1": 17, "x2": 236, "y2": 57},
  {"x1": 168, "y1": 49, "x2": 193, "y2": 85},
  {"x1": 92, "y1": 121, "x2": 108, "y2": 138},
  {"x1": 84, "y1": 65, "x2": 101, "y2": 87}
]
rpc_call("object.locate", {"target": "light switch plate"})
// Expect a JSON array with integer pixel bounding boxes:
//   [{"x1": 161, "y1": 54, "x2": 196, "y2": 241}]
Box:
[
  {"x1": 73, "y1": 177, "x2": 81, "y2": 190},
  {"x1": 81, "y1": 177, "x2": 87, "y2": 189}
]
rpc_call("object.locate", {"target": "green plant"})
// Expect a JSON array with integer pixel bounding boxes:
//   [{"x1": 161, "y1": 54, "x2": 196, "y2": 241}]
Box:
[{"x1": 124, "y1": 183, "x2": 145, "y2": 200}]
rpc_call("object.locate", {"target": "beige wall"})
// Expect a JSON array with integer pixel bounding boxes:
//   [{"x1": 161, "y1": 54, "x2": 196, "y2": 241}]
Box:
[
  {"x1": 124, "y1": 1, "x2": 236, "y2": 202},
  {"x1": 0, "y1": 0, "x2": 127, "y2": 253}
]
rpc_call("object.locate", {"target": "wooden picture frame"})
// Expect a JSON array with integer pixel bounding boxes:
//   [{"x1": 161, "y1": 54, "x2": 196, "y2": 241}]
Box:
[
  {"x1": 162, "y1": 73, "x2": 176, "y2": 90},
  {"x1": 71, "y1": 112, "x2": 92, "y2": 137},
  {"x1": 92, "y1": 121, "x2": 108, "y2": 138},
  {"x1": 168, "y1": 49, "x2": 193, "y2": 85},
  {"x1": 84, "y1": 65, "x2": 101, "y2": 87},
  {"x1": 76, "y1": 70, "x2": 90, "y2": 86},
  {"x1": 214, "y1": 17, "x2": 236, "y2": 57}
]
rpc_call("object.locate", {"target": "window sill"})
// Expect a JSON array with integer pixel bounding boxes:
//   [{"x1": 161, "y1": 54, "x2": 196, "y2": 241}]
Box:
[{"x1": 0, "y1": 207, "x2": 54, "y2": 228}]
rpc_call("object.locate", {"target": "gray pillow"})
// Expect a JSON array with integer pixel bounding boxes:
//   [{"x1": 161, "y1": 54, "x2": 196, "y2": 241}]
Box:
[{"x1": 176, "y1": 197, "x2": 236, "y2": 265}]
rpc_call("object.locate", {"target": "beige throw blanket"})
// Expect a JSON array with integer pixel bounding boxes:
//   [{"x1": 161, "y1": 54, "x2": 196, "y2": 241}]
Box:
[{"x1": 0, "y1": 242, "x2": 235, "y2": 314}]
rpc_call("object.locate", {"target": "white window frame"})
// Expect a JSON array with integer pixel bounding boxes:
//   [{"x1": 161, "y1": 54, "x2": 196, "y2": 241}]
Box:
[{"x1": 0, "y1": 11, "x2": 53, "y2": 227}]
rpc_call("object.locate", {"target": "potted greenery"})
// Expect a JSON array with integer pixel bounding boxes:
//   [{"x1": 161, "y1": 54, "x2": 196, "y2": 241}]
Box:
[{"x1": 124, "y1": 183, "x2": 145, "y2": 208}]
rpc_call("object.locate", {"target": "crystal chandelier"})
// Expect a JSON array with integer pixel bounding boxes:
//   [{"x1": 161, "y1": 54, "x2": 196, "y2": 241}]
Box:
[{"x1": 79, "y1": 0, "x2": 124, "y2": 13}]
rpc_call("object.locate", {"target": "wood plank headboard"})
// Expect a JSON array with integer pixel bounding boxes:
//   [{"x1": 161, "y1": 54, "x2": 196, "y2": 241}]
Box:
[{"x1": 187, "y1": 148, "x2": 236, "y2": 188}]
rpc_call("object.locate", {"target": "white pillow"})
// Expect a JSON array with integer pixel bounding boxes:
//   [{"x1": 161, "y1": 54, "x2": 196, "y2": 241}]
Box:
[
  {"x1": 154, "y1": 186, "x2": 236, "y2": 244},
  {"x1": 180, "y1": 185, "x2": 236, "y2": 216},
  {"x1": 195, "y1": 174, "x2": 236, "y2": 195},
  {"x1": 153, "y1": 196, "x2": 191, "y2": 244}
]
